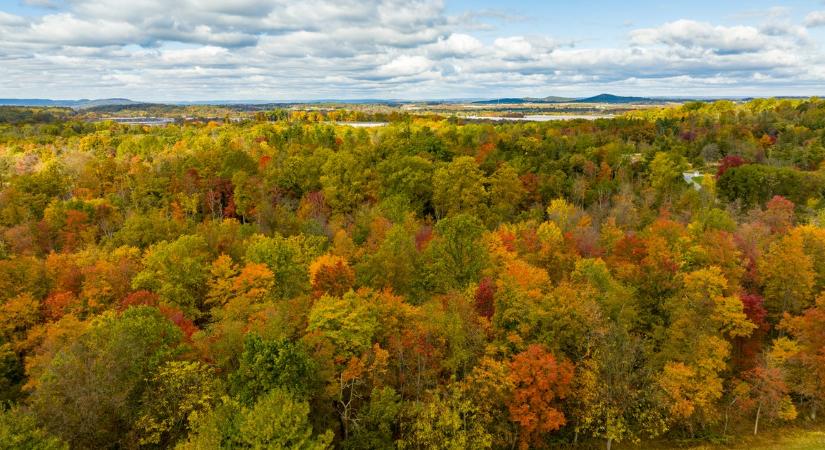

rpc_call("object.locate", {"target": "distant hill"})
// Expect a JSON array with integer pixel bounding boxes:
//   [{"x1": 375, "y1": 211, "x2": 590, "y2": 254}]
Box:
[
  {"x1": 0, "y1": 98, "x2": 142, "y2": 109},
  {"x1": 573, "y1": 94, "x2": 657, "y2": 104},
  {"x1": 540, "y1": 96, "x2": 577, "y2": 103},
  {"x1": 473, "y1": 95, "x2": 575, "y2": 105},
  {"x1": 0, "y1": 99, "x2": 80, "y2": 107},
  {"x1": 473, "y1": 94, "x2": 664, "y2": 105},
  {"x1": 75, "y1": 98, "x2": 143, "y2": 109}
]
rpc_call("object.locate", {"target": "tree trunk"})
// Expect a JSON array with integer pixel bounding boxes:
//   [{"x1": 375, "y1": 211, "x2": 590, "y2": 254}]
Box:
[
  {"x1": 606, "y1": 437, "x2": 613, "y2": 450},
  {"x1": 724, "y1": 407, "x2": 729, "y2": 434},
  {"x1": 754, "y1": 404, "x2": 761, "y2": 435}
]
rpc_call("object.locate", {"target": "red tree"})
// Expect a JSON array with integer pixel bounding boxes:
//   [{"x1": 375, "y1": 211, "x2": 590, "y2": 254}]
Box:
[
  {"x1": 508, "y1": 344, "x2": 574, "y2": 449},
  {"x1": 473, "y1": 277, "x2": 496, "y2": 319},
  {"x1": 716, "y1": 155, "x2": 746, "y2": 179}
]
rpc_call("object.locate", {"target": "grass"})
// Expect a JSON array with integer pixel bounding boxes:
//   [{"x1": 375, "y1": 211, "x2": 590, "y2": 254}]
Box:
[
  {"x1": 690, "y1": 429, "x2": 825, "y2": 450},
  {"x1": 620, "y1": 425, "x2": 825, "y2": 450}
]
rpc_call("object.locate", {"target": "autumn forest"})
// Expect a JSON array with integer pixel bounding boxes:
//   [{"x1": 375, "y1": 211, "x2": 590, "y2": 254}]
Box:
[{"x1": 0, "y1": 99, "x2": 824, "y2": 449}]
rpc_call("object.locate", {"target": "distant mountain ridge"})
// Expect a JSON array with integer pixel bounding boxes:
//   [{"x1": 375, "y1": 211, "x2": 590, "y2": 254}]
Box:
[
  {"x1": 472, "y1": 93, "x2": 668, "y2": 105},
  {"x1": 0, "y1": 94, "x2": 782, "y2": 108},
  {"x1": 473, "y1": 96, "x2": 575, "y2": 104},
  {"x1": 0, "y1": 98, "x2": 143, "y2": 109},
  {"x1": 573, "y1": 93, "x2": 656, "y2": 104}
]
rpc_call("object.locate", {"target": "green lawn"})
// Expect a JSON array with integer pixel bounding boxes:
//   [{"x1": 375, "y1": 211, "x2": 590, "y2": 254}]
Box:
[
  {"x1": 701, "y1": 430, "x2": 825, "y2": 450},
  {"x1": 627, "y1": 427, "x2": 825, "y2": 450}
]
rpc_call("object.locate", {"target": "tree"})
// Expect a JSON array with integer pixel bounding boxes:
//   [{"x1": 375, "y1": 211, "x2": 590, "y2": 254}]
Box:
[
  {"x1": 356, "y1": 223, "x2": 419, "y2": 297},
  {"x1": 0, "y1": 293, "x2": 41, "y2": 346},
  {"x1": 307, "y1": 291, "x2": 378, "y2": 358},
  {"x1": 400, "y1": 384, "x2": 493, "y2": 450},
  {"x1": 573, "y1": 328, "x2": 666, "y2": 450},
  {"x1": 715, "y1": 155, "x2": 745, "y2": 179},
  {"x1": 762, "y1": 195, "x2": 795, "y2": 234},
  {"x1": 774, "y1": 293, "x2": 825, "y2": 420},
  {"x1": 230, "y1": 333, "x2": 319, "y2": 403},
  {"x1": 132, "y1": 235, "x2": 212, "y2": 319},
  {"x1": 309, "y1": 254, "x2": 355, "y2": 298},
  {"x1": 346, "y1": 386, "x2": 401, "y2": 450},
  {"x1": 432, "y1": 156, "x2": 487, "y2": 218},
  {"x1": 657, "y1": 268, "x2": 755, "y2": 429},
  {"x1": 179, "y1": 388, "x2": 333, "y2": 449},
  {"x1": 473, "y1": 277, "x2": 496, "y2": 320},
  {"x1": 134, "y1": 361, "x2": 222, "y2": 447},
  {"x1": 507, "y1": 344, "x2": 574, "y2": 449},
  {"x1": 206, "y1": 256, "x2": 276, "y2": 312},
  {"x1": 377, "y1": 155, "x2": 434, "y2": 215},
  {"x1": 238, "y1": 388, "x2": 333, "y2": 449},
  {"x1": 30, "y1": 307, "x2": 183, "y2": 448},
  {"x1": 460, "y1": 357, "x2": 517, "y2": 449},
  {"x1": 545, "y1": 198, "x2": 579, "y2": 233},
  {"x1": 718, "y1": 164, "x2": 825, "y2": 207},
  {"x1": 0, "y1": 407, "x2": 67, "y2": 450},
  {"x1": 244, "y1": 233, "x2": 326, "y2": 300},
  {"x1": 758, "y1": 233, "x2": 815, "y2": 319},
  {"x1": 488, "y1": 163, "x2": 526, "y2": 225},
  {"x1": 423, "y1": 214, "x2": 488, "y2": 292},
  {"x1": 743, "y1": 365, "x2": 797, "y2": 435},
  {"x1": 321, "y1": 150, "x2": 371, "y2": 213},
  {"x1": 649, "y1": 151, "x2": 689, "y2": 198}
]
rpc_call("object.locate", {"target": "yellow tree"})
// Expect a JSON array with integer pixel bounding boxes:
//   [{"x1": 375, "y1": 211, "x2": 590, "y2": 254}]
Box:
[
  {"x1": 758, "y1": 232, "x2": 815, "y2": 319},
  {"x1": 432, "y1": 156, "x2": 487, "y2": 218},
  {"x1": 658, "y1": 267, "x2": 755, "y2": 430}
]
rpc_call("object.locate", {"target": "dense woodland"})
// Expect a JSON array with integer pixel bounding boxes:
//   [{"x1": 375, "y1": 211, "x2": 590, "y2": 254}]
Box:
[{"x1": 0, "y1": 99, "x2": 824, "y2": 449}]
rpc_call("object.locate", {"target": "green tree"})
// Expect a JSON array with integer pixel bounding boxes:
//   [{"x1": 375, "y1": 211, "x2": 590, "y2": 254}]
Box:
[
  {"x1": 133, "y1": 361, "x2": 222, "y2": 448},
  {"x1": 345, "y1": 387, "x2": 401, "y2": 450},
  {"x1": 488, "y1": 162, "x2": 526, "y2": 225},
  {"x1": 432, "y1": 157, "x2": 487, "y2": 218},
  {"x1": 377, "y1": 155, "x2": 434, "y2": 214},
  {"x1": 573, "y1": 328, "x2": 667, "y2": 450},
  {"x1": 356, "y1": 223, "x2": 419, "y2": 297},
  {"x1": 399, "y1": 385, "x2": 493, "y2": 450},
  {"x1": 132, "y1": 235, "x2": 212, "y2": 319},
  {"x1": 179, "y1": 389, "x2": 333, "y2": 450},
  {"x1": 230, "y1": 333, "x2": 319, "y2": 403},
  {"x1": 307, "y1": 291, "x2": 378, "y2": 357},
  {"x1": 422, "y1": 214, "x2": 488, "y2": 292},
  {"x1": 649, "y1": 151, "x2": 689, "y2": 199},
  {"x1": 31, "y1": 307, "x2": 183, "y2": 449},
  {"x1": 0, "y1": 407, "x2": 67, "y2": 450},
  {"x1": 321, "y1": 150, "x2": 372, "y2": 213},
  {"x1": 244, "y1": 233, "x2": 326, "y2": 300}
]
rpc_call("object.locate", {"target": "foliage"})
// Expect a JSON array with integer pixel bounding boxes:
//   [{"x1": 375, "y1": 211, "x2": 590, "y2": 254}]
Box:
[
  {"x1": 2, "y1": 101, "x2": 825, "y2": 448},
  {"x1": 179, "y1": 389, "x2": 333, "y2": 449},
  {"x1": 30, "y1": 307, "x2": 183, "y2": 448},
  {"x1": 0, "y1": 407, "x2": 67, "y2": 450}
]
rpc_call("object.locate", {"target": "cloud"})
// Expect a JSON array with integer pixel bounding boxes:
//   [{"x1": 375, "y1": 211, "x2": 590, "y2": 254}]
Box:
[
  {"x1": 426, "y1": 33, "x2": 483, "y2": 58},
  {"x1": 0, "y1": 1, "x2": 823, "y2": 100},
  {"x1": 22, "y1": 0, "x2": 61, "y2": 8},
  {"x1": 0, "y1": 12, "x2": 27, "y2": 26},
  {"x1": 376, "y1": 55, "x2": 434, "y2": 78},
  {"x1": 27, "y1": 13, "x2": 142, "y2": 47},
  {"x1": 630, "y1": 20, "x2": 776, "y2": 55},
  {"x1": 804, "y1": 11, "x2": 825, "y2": 28}
]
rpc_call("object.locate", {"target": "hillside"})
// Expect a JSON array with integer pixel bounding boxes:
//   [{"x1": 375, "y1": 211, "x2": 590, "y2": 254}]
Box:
[
  {"x1": 0, "y1": 98, "x2": 142, "y2": 109},
  {"x1": 573, "y1": 93, "x2": 659, "y2": 103}
]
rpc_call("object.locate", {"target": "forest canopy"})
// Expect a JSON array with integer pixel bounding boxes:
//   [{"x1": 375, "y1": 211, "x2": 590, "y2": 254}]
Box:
[{"x1": 0, "y1": 99, "x2": 824, "y2": 449}]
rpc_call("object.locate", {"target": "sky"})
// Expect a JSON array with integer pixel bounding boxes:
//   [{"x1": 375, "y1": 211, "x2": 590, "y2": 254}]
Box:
[{"x1": 2, "y1": 1, "x2": 825, "y2": 101}]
